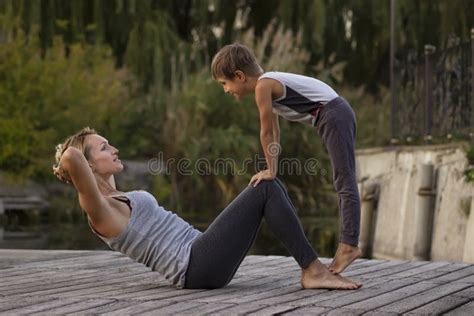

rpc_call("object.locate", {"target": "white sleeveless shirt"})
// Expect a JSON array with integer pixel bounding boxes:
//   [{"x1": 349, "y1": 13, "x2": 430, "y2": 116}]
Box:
[{"x1": 258, "y1": 71, "x2": 338, "y2": 126}]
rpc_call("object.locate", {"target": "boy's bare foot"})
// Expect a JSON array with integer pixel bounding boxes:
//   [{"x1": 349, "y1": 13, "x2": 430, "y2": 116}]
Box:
[
  {"x1": 328, "y1": 242, "x2": 362, "y2": 274},
  {"x1": 301, "y1": 259, "x2": 361, "y2": 290}
]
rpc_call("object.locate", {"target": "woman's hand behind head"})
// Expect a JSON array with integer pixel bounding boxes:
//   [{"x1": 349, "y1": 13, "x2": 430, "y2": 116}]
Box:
[
  {"x1": 52, "y1": 164, "x2": 71, "y2": 184},
  {"x1": 53, "y1": 146, "x2": 83, "y2": 184}
]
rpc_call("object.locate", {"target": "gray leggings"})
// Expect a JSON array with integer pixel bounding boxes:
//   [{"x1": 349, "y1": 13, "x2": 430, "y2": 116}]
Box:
[
  {"x1": 184, "y1": 179, "x2": 318, "y2": 289},
  {"x1": 316, "y1": 97, "x2": 361, "y2": 246}
]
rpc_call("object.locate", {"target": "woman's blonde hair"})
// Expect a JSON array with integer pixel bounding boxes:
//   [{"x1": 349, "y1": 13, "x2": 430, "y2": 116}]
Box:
[{"x1": 54, "y1": 127, "x2": 97, "y2": 167}]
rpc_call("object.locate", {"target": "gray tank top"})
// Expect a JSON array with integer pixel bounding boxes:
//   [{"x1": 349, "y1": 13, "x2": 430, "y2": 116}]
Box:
[{"x1": 89, "y1": 190, "x2": 202, "y2": 288}]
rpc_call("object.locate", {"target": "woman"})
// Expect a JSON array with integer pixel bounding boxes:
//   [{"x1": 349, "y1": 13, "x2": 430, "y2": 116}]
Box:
[{"x1": 53, "y1": 127, "x2": 361, "y2": 290}]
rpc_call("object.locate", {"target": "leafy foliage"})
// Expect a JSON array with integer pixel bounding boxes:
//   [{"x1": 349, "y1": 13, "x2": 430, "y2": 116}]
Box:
[{"x1": 0, "y1": 25, "x2": 137, "y2": 179}]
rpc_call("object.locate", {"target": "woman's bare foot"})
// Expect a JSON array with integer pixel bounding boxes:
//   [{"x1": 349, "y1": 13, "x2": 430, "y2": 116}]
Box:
[
  {"x1": 301, "y1": 259, "x2": 361, "y2": 290},
  {"x1": 328, "y1": 242, "x2": 362, "y2": 274}
]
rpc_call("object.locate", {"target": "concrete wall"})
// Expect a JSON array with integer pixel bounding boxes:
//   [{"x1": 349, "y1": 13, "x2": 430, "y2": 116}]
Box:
[{"x1": 356, "y1": 143, "x2": 474, "y2": 263}]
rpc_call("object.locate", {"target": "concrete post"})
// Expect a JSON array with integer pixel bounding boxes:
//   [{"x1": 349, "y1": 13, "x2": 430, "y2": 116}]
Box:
[
  {"x1": 0, "y1": 199, "x2": 4, "y2": 241},
  {"x1": 360, "y1": 184, "x2": 378, "y2": 258},
  {"x1": 463, "y1": 196, "x2": 474, "y2": 263},
  {"x1": 413, "y1": 163, "x2": 436, "y2": 260}
]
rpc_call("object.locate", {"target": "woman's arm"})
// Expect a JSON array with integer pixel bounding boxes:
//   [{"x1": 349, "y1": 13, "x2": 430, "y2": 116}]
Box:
[{"x1": 55, "y1": 147, "x2": 109, "y2": 223}]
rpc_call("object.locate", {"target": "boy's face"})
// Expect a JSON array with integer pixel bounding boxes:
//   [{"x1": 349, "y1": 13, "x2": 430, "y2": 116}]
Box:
[{"x1": 216, "y1": 71, "x2": 249, "y2": 101}]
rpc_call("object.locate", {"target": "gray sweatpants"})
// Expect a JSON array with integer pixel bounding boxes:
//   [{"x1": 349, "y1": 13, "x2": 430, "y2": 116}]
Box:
[
  {"x1": 184, "y1": 179, "x2": 318, "y2": 289},
  {"x1": 316, "y1": 97, "x2": 361, "y2": 246}
]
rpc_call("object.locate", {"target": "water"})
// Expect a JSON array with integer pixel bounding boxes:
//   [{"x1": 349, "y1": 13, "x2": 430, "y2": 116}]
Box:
[{"x1": 0, "y1": 210, "x2": 339, "y2": 258}]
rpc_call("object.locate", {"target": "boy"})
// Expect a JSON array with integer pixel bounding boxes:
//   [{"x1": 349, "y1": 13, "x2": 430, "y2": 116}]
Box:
[{"x1": 211, "y1": 43, "x2": 361, "y2": 274}]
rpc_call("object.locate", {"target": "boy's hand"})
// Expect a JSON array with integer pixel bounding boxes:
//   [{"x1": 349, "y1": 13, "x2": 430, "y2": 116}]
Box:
[{"x1": 249, "y1": 169, "x2": 275, "y2": 187}]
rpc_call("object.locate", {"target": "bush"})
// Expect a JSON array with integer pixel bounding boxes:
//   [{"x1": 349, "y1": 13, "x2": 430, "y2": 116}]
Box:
[{"x1": 0, "y1": 26, "x2": 137, "y2": 180}]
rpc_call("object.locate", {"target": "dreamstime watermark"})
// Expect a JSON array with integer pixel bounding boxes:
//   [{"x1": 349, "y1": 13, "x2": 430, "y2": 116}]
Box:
[{"x1": 147, "y1": 152, "x2": 327, "y2": 177}]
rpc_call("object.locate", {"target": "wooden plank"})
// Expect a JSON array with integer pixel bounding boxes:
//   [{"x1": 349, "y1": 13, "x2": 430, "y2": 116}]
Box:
[
  {"x1": 0, "y1": 249, "x2": 94, "y2": 265},
  {"x1": 140, "y1": 301, "x2": 203, "y2": 315},
  {"x1": 404, "y1": 295, "x2": 471, "y2": 315},
  {"x1": 66, "y1": 300, "x2": 144, "y2": 315},
  {"x1": 106, "y1": 274, "x2": 257, "y2": 300},
  {"x1": 1, "y1": 250, "x2": 474, "y2": 315},
  {"x1": 453, "y1": 274, "x2": 474, "y2": 284},
  {"x1": 373, "y1": 282, "x2": 471, "y2": 314},
  {"x1": 2, "y1": 269, "x2": 67, "y2": 286},
  {"x1": 1, "y1": 262, "x2": 149, "y2": 293},
  {"x1": 201, "y1": 302, "x2": 295, "y2": 315},
  {"x1": 285, "y1": 278, "x2": 420, "y2": 308},
  {"x1": 50, "y1": 272, "x2": 168, "y2": 298},
  {"x1": 428, "y1": 266, "x2": 474, "y2": 283},
  {"x1": 343, "y1": 260, "x2": 410, "y2": 278},
  {"x1": 386, "y1": 261, "x2": 450, "y2": 279},
  {"x1": 373, "y1": 261, "x2": 457, "y2": 285},
  {"x1": 1, "y1": 263, "x2": 143, "y2": 291},
  {"x1": 120, "y1": 275, "x2": 280, "y2": 302},
  {"x1": 360, "y1": 311, "x2": 398, "y2": 316},
  {"x1": 204, "y1": 277, "x2": 298, "y2": 304},
  {"x1": 338, "y1": 280, "x2": 437, "y2": 311},
  {"x1": 250, "y1": 275, "x2": 398, "y2": 308},
  {"x1": 408, "y1": 264, "x2": 474, "y2": 282},
  {"x1": 0, "y1": 296, "x2": 56, "y2": 313},
  {"x1": 355, "y1": 261, "x2": 429, "y2": 279},
  {"x1": 133, "y1": 277, "x2": 278, "y2": 302},
  {"x1": 444, "y1": 301, "x2": 474, "y2": 316},
  {"x1": 344, "y1": 259, "x2": 388, "y2": 271},
  {"x1": 451, "y1": 285, "x2": 474, "y2": 298},
  {"x1": 251, "y1": 304, "x2": 325, "y2": 315},
  {"x1": 436, "y1": 262, "x2": 471, "y2": 271},
  {"x1": 0, "y1": 254, "x2": 139, "y2": 285},
  {"x1": 222, "y1": 283, "x2": 302, "y2": 304},
  {"x1": 327, "y1": 307, "x2": 399, "y2": 316},
  {"x1": 2, "y1": 269, "x2": 100, "y2": 290},
  {"x1": 100, "y1": 300, "x2": 177, "y2": 315},
  {"x1": 326, "y1": 307, "x2": 365, "y2": 316},
  {"x1": 78, "y1": 279, "x2": 175, "y2": 299},
  {"x1": 9, "y1": 270, "x2": 152, "y2": 297},
  {"x1": 239, "y1": 286, "x2": 328, "y2": 307},
  {"x1": 3, "y1": 251, "x2": 117, "y2": 269},
  {"x1": 3, "y1": 297, "x2": 86, "y2": 314},
  {"x1": 34, "y1": 298, "x2": 117, "y2": 315},
  {"x1": 170, "y1": 302, "x2": 235, "y2": 315}
]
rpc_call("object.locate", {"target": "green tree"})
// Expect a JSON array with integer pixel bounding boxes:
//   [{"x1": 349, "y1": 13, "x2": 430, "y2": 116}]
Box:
[{"x1": 0, "y1": 23, "x2": 136, "y2": 179}]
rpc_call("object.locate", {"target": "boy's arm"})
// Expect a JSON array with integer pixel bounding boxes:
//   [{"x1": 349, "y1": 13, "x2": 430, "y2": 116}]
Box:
[
  {"x1": 255, "y1": 80, "x2": 279, "y2": 177},
  {"x1": 272, "y1": 113, "x2": 280, "y2": 145},
  {"x1": 55, "y1": 147, "x2": 110, "y2": 223}
]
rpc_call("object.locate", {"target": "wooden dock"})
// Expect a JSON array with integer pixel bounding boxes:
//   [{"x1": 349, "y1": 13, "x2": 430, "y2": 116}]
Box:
[{"x1": 0, "y1": 250, "x2": 473, "y2": 315}]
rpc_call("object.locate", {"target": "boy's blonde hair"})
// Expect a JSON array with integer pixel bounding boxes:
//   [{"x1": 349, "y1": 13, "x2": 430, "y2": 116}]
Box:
[
  {"x1": 211, "y1": 43, "x2": 263, "y2": 80},
  {"x1": 54, "y1": 127, "x2": 97, "y2": 166}
]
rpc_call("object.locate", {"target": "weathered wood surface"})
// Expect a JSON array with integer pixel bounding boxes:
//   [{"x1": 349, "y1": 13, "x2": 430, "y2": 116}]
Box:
[{"x1": 0, "y1": 250, "x2": 472, "y2": 315}]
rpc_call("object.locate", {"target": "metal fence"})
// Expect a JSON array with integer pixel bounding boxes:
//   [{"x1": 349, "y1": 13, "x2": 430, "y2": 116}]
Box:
[{"x1": 392, "y1": 29, "x2": 474, "y2": 143}]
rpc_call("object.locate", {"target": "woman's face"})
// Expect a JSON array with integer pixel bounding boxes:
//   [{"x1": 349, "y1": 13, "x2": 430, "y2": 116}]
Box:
[{"x1": 85, "y1": 134, "x2": 123, "y2": 175}]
